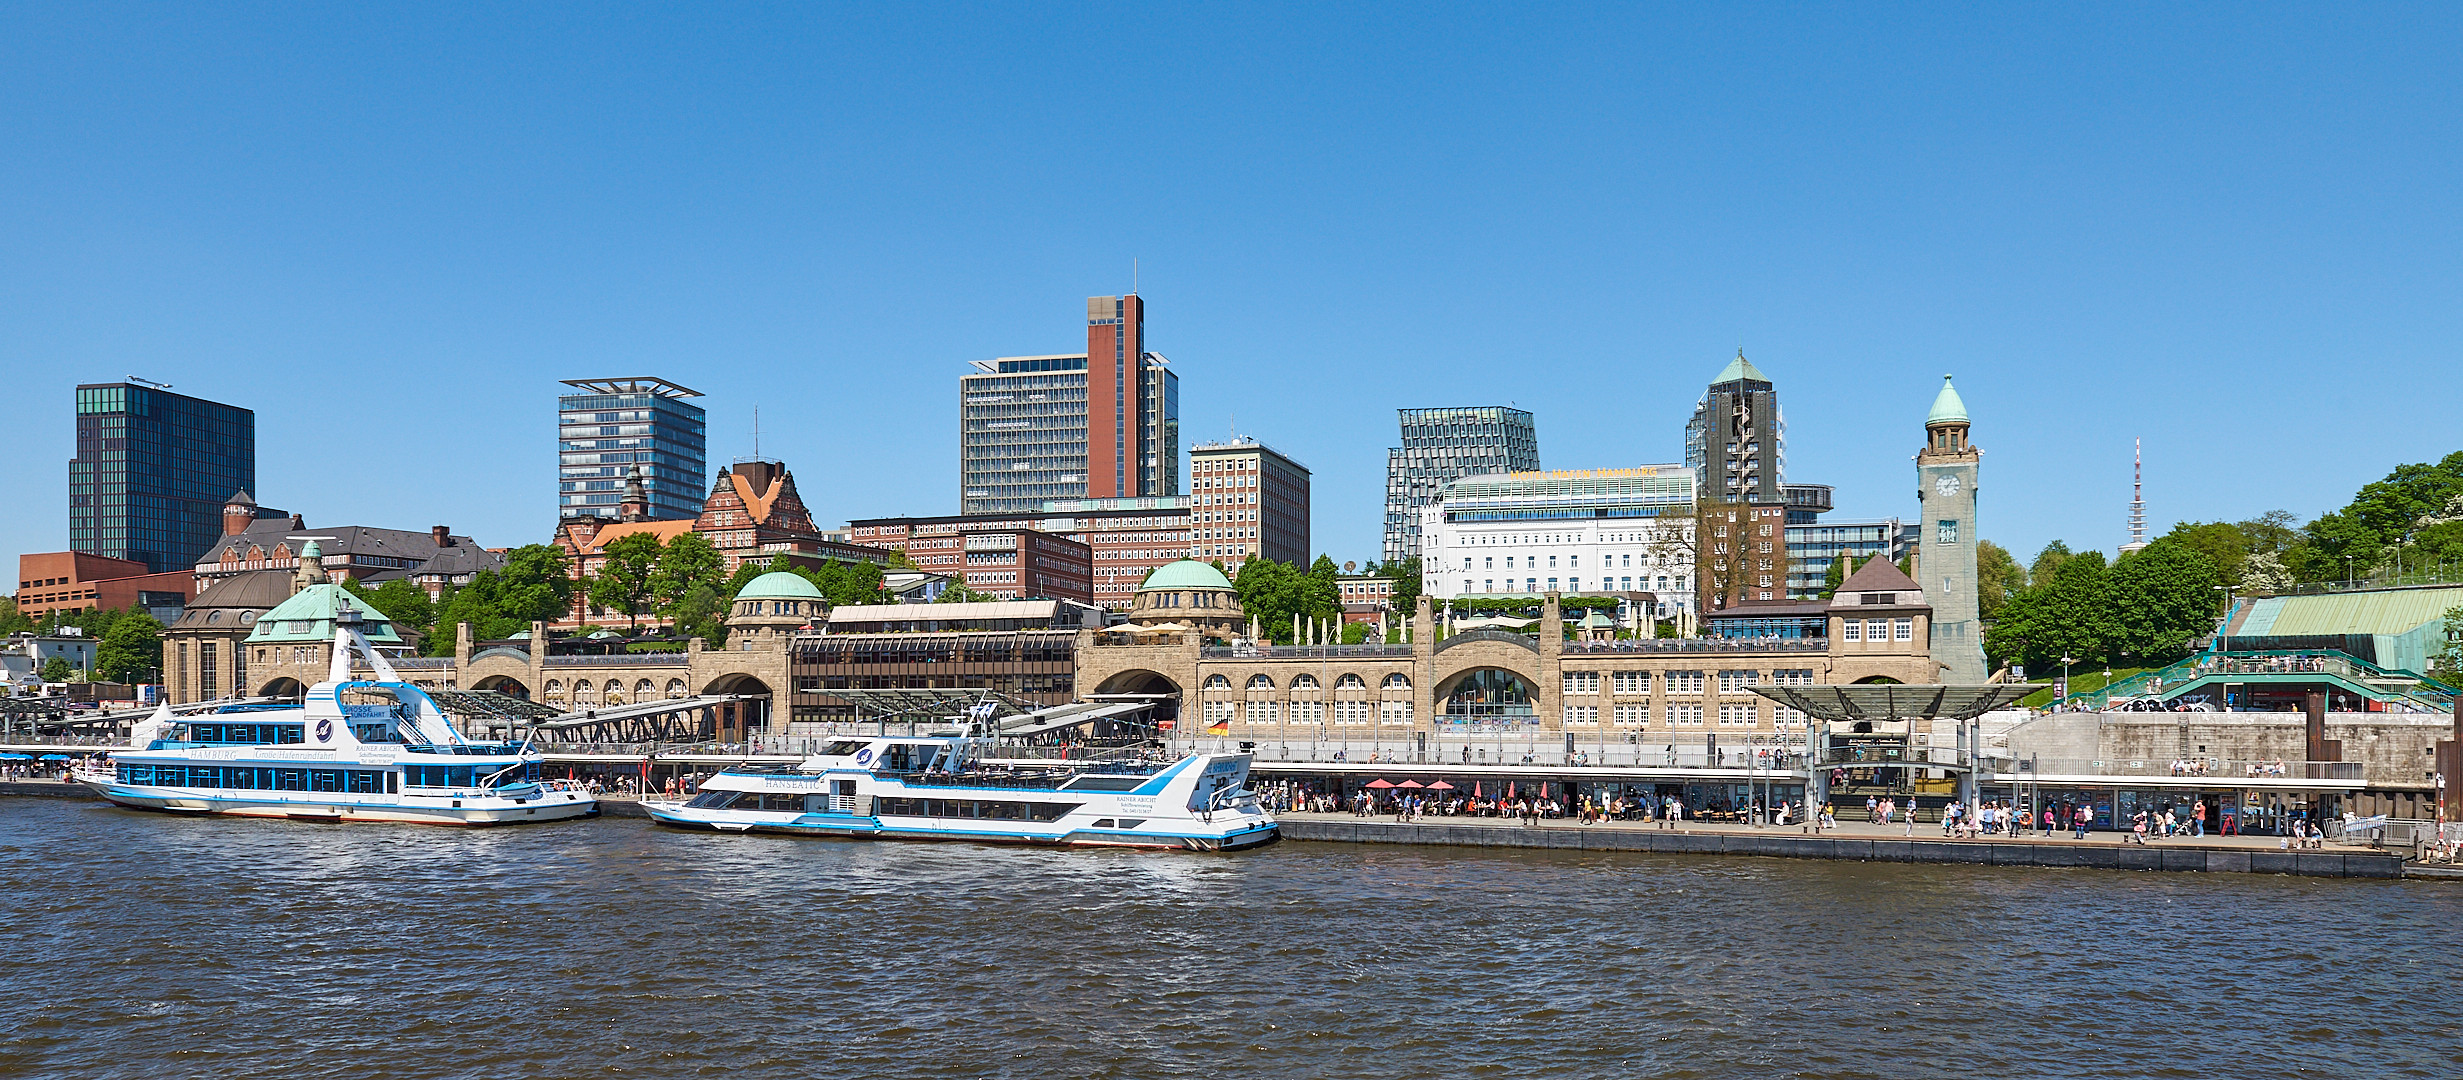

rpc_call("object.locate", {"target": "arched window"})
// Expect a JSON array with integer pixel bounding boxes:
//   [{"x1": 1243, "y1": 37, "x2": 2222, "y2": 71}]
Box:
[
  {"x1": 1245, "y1": 674, "x2": 1275, "y2": 691},
  {"x1": 634, "y1": 679, "x2": 655, "y2": 698},
  {"x1": 1334, "y1": 674, "x2": 1368, "y2": 691},
  {"x1": 1288, "y1": 674, "x2": 1321, "y2": 691},
  {"x1": 544, "y1": 680, "x2": 564, "y2": 700},
  {"x1": 665, "y1": 679, "x2": 687, "y2": 698},
  {"x1": 1381, "y1": 673, "x2": 1412, "y2": 690},
  {"x1": 1203, "y1": 674, "x2": 1231, "y2": 690}
]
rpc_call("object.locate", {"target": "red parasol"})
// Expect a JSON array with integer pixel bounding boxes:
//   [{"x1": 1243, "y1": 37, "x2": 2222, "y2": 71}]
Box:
[
  {"x1": 1397, "y1": 780, "x2": 1424, "y2": 789},
  {"x1": 1364, "y1": 778, "x2": 1396, "y2": 789},
  {"x1": 1427, "y1": 781, "x2": 1456, "y2": 791}
]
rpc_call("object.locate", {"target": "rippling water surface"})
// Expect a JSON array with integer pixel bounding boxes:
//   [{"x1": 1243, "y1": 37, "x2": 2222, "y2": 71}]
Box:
[{"x1": 4, "y1": 799, "x2": 2460, "y2": 1079}]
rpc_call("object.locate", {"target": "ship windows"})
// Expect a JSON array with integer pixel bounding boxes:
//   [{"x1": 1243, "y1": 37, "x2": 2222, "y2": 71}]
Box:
[
  {"x1": 114, "y1": 764, "x2": 391, "y2": 793},
  {"x1": 182, "y1": 723, "x2": 304, "y2": 745},
  {"x1": 758, "y1": 792, "x2": 809, "y2": 812},
  {"x1": 684, "y1": 790, "x2": 740, "y2": 809},
  {"x1": 875, "y1": 797, "x2": 1080, "y2": 822}
]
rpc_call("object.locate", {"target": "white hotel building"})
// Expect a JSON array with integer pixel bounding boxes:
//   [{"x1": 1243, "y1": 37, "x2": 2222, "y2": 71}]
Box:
[{"x1": 1417, "y1": 466, "x2": 1699, "y2": 621}]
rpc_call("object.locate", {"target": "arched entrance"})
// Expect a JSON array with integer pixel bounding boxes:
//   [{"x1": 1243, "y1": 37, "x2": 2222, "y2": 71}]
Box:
[
  {"x1": 472, "y1": 675, "x2": 530, "y2": 699},
  {"x1": 1092, "y1": 669, "x2": 1181, "y2": 727},
  {"x1": 704, "y1": 674, "x2": 773, "y2": 743},
  {"x1": 258, "y1": 677, "x2": 305, "y2": 700},
  {"x1": 1435, "y1": 667, "x2": 1538, "y2": 729}
]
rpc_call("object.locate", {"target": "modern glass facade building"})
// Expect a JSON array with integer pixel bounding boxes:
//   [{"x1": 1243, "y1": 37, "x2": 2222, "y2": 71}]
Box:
[
  {"x1": 70, "y1": 382, "x2": 255, "y2": 573},
  {"x1": 959, "y1": 295, "x2": 1178, "y2": 516},
  {"x1": 558, "y1": 378, "x2": 708, "y2": 521},
  {"x1": 1382, "y1": 406, "x2": 1540, "y2": 562},
  {"x1": 1785, "y1": 519, "x2": 1919, "y2": 599}
]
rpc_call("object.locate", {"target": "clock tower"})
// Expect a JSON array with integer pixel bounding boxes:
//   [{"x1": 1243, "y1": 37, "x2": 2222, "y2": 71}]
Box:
[{"x1": 1916, "y1": 375, "x2": 1986, "y2": 683}]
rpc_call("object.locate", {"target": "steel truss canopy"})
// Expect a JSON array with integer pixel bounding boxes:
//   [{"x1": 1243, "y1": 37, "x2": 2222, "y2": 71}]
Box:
[
  {"x1": 830, "y1": 688, "x2": 1039, "y2": 724},
  {"x1": 1751, "y1": 684, "x2": 2044, "y2": 723},
  {"x1": 423, "y1": 691, "x2": 560, "y2": 725}
]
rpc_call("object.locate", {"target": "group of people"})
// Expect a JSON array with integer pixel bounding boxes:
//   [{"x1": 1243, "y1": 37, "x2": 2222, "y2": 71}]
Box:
[
  {"x1": 2243, "y1": 760, "x2": 2293, "y2": 778},
  {"x1": 2168, "y1": 758, "x2": 2215, "y2": 777}
]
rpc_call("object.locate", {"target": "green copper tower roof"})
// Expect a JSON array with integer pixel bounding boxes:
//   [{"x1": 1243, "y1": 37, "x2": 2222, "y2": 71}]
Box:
[
  {"x1": 244, "y1": 583, "x2": 405, "y2": 645},
  {"x1": 1927, "y1": 374, "x2": 1969, "y2": 425},
  {"x1": 1710, "y1": 350, "x2": 1769, "y2": 386}
]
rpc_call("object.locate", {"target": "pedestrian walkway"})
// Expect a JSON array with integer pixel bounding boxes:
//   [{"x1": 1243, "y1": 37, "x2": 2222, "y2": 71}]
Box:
[{"x1": 1273, "y1": 811, "x2": 2368, "y2": 853}]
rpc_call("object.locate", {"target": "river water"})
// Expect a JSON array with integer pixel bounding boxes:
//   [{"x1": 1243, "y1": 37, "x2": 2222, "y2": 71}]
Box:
[{"x1": 3, "y1": 799, "x2": 2459, "y2": 1079}]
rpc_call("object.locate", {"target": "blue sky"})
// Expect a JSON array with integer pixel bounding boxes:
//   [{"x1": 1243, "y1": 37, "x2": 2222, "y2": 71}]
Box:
[{"x1": 5, "y1": 5, "x2": 2458, "y2": 572}]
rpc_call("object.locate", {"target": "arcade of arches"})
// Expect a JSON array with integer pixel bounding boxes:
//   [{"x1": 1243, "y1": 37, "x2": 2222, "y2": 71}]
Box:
[{"x1": 1075, "y1": 594, "x2": 1938, "y2": 739}]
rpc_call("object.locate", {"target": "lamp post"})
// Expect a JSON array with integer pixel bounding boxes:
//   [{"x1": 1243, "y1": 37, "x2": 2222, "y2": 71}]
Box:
[{"x1": 2059, "y1": 655, "x2": 2077, "y2": 712}]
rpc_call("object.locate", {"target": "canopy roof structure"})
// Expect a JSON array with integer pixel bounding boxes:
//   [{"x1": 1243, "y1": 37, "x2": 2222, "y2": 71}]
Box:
[
  {"x1": 1751, "y1": 684, "x2": 2042, "y2": 723},
  {"x1": 827, "y1": 687, "x2": 1039, "y2": 724}
]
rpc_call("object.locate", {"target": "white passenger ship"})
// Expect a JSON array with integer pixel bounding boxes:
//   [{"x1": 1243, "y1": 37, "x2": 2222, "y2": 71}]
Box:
[
  {"x1": 645, "y1": 729, "x2": 1276, "y2": 851},
  {"x1": 77, "y1": 602, "x2": 594, "y2": 826}
]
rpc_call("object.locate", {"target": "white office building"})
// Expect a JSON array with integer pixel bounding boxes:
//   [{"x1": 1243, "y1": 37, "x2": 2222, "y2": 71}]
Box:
[{"x1": 1418, "y1": 466, "x2": 1699, "y2": 622}]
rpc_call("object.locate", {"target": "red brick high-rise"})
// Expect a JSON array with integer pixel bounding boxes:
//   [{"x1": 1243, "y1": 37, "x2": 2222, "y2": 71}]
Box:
[{"x1": 1085, "y1": 294, "x2": 1145, "y2": 499}]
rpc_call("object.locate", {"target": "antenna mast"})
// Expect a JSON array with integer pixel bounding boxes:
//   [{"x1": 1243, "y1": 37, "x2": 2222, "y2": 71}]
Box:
[{"x1": 2122, "y1": 438, "x2": 2149, "y2": 554}]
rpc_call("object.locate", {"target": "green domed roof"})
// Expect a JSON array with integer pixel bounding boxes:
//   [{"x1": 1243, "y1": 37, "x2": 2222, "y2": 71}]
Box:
[
  {"x1": 1927, "y1": 374, "x2": 1969, "y2": 425},
  {"x1": 736, "y1": 571, "x2": 824, "y2": 601},
  {"x1": 1138, "y1": 560, "x2": 1235, "y2": 592}
]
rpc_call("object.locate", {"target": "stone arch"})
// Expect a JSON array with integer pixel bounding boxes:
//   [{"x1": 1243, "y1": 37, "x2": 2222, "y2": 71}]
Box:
[
  {"x1": 572, "y1": 679, "x2": 595, "y2": 704},
  {"x1": 1381, "y1": 673, "x2": 1412, "y2": 690},
  {"x1": 1245, "y1": 674, "x2": 1276, "y2": 691},
  {"x1": 543, "y1": 679, "x2": 566, "y2": 703},
  {"x1": 471, "y1": 674, "x2": 530, "y2": 699},
  {"x1": 1288, "y1": 673, "x2": 1320, "y2": 692},
  {"x1": 664, "y1": 679, "x2": 688, "y2": 699},
  {"x1": 1093, "y1": 669, "x2": 1182, "y2": 697},
  {"x1": 633, "y1": 679, "x2": 656, "y2": 699},
  {"x1": 1434, "y1": 666, "x2": 1539, "y2": 725},
  {"x1": 703, "y1": 672, "x2": 774, "y2": 741},
  {"x1": 1203, "y1": 674, "x2": 1232, "y2": 691},
  {"x1": 1089, "y1": 669, "x2": 1182, "y2": 727},
  {"x1": 1853, "y1": 675, "x2": 1903, "y2": 684},
  {"x1": 258, "y1": 676, "x2": 306, "y2": 699}
]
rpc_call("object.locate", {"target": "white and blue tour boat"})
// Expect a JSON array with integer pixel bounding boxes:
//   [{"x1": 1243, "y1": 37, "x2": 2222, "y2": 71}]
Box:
[
  {"x1": 76, "y1": 584, "x2": 594, "y2": 826},
  {"x1": 645, "y1": 725, "x2": 1276, "y2": 851}
]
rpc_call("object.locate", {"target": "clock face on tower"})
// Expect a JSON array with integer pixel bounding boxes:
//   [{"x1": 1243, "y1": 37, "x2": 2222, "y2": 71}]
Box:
[{"x1": 1935, "y1": 475, "x2": 1962, "y2": 498}]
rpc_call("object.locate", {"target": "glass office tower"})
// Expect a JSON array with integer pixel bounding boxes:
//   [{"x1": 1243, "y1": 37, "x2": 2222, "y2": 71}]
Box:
[
  {"x1": 959, "y1": 295, "x2": 1179, "y2": 516},
  {"x1": 70, "y1": 382, "x2": 256, "y2": 573},
  {"x1": 558, "y1": 378, "x2": 708, "y2": 521},
  {"x1": 1382, "y1": 406, "x2": 1540, "y2": 563}
]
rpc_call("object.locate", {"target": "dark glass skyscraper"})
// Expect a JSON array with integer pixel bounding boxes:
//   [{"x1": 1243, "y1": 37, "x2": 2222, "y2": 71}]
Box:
[
  {"x1": 558, "y1": 378, "x2": 709, "y2": 521},
  {"x1": 1382, "y1": 406, "x2": 1540, "y2": 562},
  {"x1": 70, "y1": 382, "x2": 256, "y2": 573}
]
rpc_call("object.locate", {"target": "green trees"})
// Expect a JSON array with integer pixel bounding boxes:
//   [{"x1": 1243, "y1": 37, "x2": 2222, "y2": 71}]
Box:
[
  {"x1": 39, "y1": 657, "x2": 75, "y2": 683},
  {"x1": 341, "y1": 578, "x2": 437, "y2": 647},
  {"x1": 2103, "y1": 540, "x2": 2222, "y2": 663},
  {"x1": 588, "y1": 533, "x2": 666, "y2": 628},
  {"x1": 1975, "y1": 540, "x2": 2024, "y2": 619},
  {"x1": 1233, "y1": 557, "x2": 1339, "y2": 644},
  {"x1": 1362, "y1": 557, "x2": 1422, "y2": 614},
  {"x1": 936, "y1": 574, "x2": 997, "y2": 604},
  {"x1": 650, "y1": 533, "x2": 726, "y2": 610},
  {"x1": 1983, "y1": 539, "x2": 2221, "y2": 673},
  {"x1": 94, "y1": 611, "x2": 164, "y2": 684},
  {"x1": 0, "y1": 598, "x2": 32, "y2": 637},
  {"x1": 429, "y1": 544, "x2": 580, "y2": 651}
]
